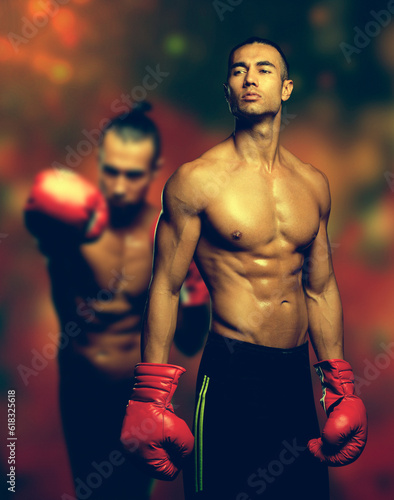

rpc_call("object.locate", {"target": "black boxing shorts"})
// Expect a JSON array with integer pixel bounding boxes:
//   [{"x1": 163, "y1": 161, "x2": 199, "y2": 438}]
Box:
[{"x1": 183, "y1": 331, "x2": 329, "y2": 500}]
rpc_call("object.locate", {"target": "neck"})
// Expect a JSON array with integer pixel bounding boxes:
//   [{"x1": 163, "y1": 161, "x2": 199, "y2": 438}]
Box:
[
  {"x1": 233, "y1": 109, "x2": 283, "y2": 172},
  {"x1": 108, "y1": 200, "x2": 147, "y2": 229}
]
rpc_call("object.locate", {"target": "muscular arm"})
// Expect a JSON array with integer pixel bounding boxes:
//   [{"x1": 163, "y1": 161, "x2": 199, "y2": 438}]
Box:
[
  {"x1": 303, "y1": 175, "x2": 367, "y2": 467},
  {"x1": 141, "y1": 164, "x2": 204, "y2": 363},
  {"x1": 303, "y1": 172, "x2": 344, "y2": 361}
]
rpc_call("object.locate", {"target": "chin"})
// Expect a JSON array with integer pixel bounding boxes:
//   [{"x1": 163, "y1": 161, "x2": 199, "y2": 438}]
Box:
[
  {"x1": 234, "y1": 108, "x2": 265, "y2": 121},
  {"x1": 234, "y1": 103, "x2": 275, "y2": 121}
]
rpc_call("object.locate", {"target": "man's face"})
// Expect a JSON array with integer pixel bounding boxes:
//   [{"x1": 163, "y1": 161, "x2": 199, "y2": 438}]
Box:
[
  {"x1": 225, "y1": 43, "x2": 292, "y2": 120},
  {"x1": 99, "y1": 130, "x2": 156, "y2": 207}
]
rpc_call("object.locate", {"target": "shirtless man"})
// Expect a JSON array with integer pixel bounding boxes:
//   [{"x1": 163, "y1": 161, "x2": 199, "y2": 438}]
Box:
[
  {"x1": 24, "y1": 103, "x2": 209, "y2": 500},
  {"x1": 121, "y1": 39, "x2": 367, "y2": 499}
]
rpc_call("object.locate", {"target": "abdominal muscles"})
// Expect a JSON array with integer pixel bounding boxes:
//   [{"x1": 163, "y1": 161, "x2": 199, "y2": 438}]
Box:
[{"x1": 205, "y1": 251, "x2": 309, "y2": 348}]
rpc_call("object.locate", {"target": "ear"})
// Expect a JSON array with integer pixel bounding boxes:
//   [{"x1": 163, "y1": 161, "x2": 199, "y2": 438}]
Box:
[
  {"x1": 281, "y1": 79, "x2": 293, "y2": 102},
  {"x1": 223, "y1": 83, "x2": 230, "y2": 102}
]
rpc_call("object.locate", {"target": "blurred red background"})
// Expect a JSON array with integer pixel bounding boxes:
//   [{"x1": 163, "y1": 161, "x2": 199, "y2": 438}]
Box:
[{"x1": 1, "y1": 0, "x2": 394, "y2": 499}]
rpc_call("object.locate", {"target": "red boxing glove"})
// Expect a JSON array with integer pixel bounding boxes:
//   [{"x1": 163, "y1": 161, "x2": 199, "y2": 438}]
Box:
[
  {"x1": 121, "y1": 363, "x2": 194, "y2": 481},
  {"x1": 180, "y1": 260, "x2": 210, "y2": 307},
  {"x1": 308, "y1": 359, "x2": 367, "y2": 466},
  {"x1": 24, "y1": 169, "x2": 108, "y2": 252}
]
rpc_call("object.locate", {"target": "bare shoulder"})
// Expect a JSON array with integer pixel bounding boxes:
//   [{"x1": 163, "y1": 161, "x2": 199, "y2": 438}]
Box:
[
  {"x1": 283, "y1": 148, "x2": 331, "y2": 218},
  {"x1": 304, "y1": 163, "x2": 331, "y2": 218},
  {"x1": 163, "y1": 159, "x2": 211, "y2": 215},
  {"x1": 163, "y1": 141, "x2": 226, "y2": 215}
]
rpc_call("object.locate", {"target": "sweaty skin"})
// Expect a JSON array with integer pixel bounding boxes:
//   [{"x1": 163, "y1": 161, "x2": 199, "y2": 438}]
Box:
[
  {"x1": 49, "y1": 132, "x2": 159, "y2": 379},
  {"x1": 142, "y1": 43, "x2": 344, "y2": 364},
  {"x1": 49, "y1": 203, "x2": 158, "y2": 379},
  {"x1": 193, "y1": 143, "x2": 324, "y2": 348}
]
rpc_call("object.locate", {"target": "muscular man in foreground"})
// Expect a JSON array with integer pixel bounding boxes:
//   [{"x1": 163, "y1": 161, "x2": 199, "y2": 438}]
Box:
[
  {"x1": 24, "y1": 103, "x2": 209, "y2": 499},
  {"x1": 121, "y1": 39, "x2": 367, "y2": 499}
]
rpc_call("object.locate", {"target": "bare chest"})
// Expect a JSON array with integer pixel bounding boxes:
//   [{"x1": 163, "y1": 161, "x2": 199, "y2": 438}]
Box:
[
  {"x1": 202, "y1": 170, "x2": 320, "y2": 252},
  {"x1": 79, "y1": 228, "x2": 153, "y2": 298}
]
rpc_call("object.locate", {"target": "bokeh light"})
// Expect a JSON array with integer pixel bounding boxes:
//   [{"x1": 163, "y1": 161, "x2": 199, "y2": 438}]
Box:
[
  {"x1": 0, "y1": 37, "x2": 14, "y2": 62},
  {"x1": 164, "y1": 33, "x2": 188, "y2": 56},
  {"x1": 51, "y1": 9, "x2": 79, "y2": 48},
  {"x1": 48, "y1": 59, "x2": 73, "y2": 83},
  {"x1": 309, "y1": 5, "x2": 331, "y2": 26}
]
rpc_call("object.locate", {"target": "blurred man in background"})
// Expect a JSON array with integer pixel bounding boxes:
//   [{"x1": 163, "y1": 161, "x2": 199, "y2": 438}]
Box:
[{"x1": 24, "y1": 102, "x2": 210, "y2": 500}]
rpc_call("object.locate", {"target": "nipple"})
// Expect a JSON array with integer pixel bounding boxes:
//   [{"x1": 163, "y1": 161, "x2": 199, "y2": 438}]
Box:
[{"x1": 232, "y1": 230, "x2": 242, "y2": 240}]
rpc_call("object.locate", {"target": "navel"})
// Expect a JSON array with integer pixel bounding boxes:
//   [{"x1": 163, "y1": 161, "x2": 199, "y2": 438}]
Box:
[{"x1": 232, "y1": 230, "x2": 242, "y2": 240}]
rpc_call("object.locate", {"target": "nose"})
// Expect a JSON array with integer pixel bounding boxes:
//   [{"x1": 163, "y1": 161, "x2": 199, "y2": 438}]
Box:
[
  {"x1": 113, "y1": 175, "x2": 126, "y2": 197},
  {"x1": 244, "y1": 69, "x2": 258, "y2": 87}
]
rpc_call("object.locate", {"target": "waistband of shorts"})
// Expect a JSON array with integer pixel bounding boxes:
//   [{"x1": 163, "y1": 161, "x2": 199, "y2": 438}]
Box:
[{"x1": 206, "y1": 330, "x2": 309, "y2": 357}]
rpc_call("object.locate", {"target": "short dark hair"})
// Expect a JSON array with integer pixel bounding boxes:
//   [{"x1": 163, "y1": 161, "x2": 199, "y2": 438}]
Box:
[
  {"x1": 99, "y1": 101, "x2": 161, "y2": 167},
  {"x1": 227, "y1": 37, "x2": 289, "y2": 81}
]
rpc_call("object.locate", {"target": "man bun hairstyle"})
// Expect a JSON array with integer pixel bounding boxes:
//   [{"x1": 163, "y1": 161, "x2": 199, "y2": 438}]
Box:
[
  {"x1": 129, "y1": 100, "x2": 152, "y2": 114},
  {"x1": 99, "y1": 101, "x2": 161, "y2": 167}
]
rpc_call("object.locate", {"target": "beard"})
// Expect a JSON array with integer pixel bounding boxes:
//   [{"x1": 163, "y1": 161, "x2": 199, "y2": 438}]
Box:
[{"x1": 108, "y1": 199, "x2": 145, "y2": 228}]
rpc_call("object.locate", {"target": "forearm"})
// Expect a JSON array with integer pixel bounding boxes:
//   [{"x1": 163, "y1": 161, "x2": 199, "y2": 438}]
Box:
[
  {"x1": 305, "y1": 277, "x2": 344, "y2": 361},
  {"x1": 141, "y1": 281, "x2": 181, "y2": 363},
  {"x1": 140, "y1": 165, "x2": 204, "y2": 363}
]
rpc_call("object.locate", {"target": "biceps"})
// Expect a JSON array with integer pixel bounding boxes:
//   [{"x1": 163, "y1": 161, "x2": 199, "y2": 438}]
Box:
[{"x1": 152, "y1": 212, "x2": 201, "y2": 294}]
